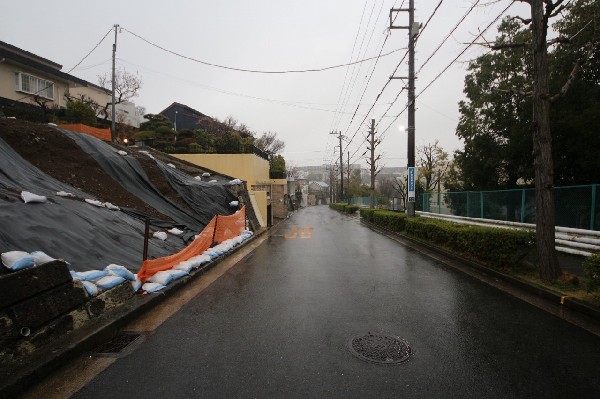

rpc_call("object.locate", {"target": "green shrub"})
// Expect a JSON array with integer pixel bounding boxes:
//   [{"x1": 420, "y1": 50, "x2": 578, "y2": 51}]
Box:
[
  {"x1": 405, "y1": 217, "x2": 535, "y2": 268},
  {"x1": 372, "y1": 210, "x2": 406, "y2": 232},
  {"x1": 359, "y1": 208, "x2": 376, "y2": 222},
  {"x1": 583, "y1": 253, "x2": 600, "y2": 292},
  {"x1": 329, "y1": 203, "x2": 358, "y2": 214}
]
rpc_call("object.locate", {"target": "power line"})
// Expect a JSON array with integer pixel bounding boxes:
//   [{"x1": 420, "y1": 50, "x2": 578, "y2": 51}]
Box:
[
  {"x1": 329, "y1": 2, "x2": 369, "y2": 131},
  {"x1": 417, "y1": 0, "x2": 481, "y2": 75},
  {"x1": 418, "y1": 1, "x2": 514, "y2": 96},
  {"x1": 66, "y1": 27, "x2": 114, "y2": 73},
  {"x1": 377, "y1": 1, "x2": 515, "y2": 143},
  {"x1": 117, "y1": 58, "x2": 366, "y2": 115},
  {"x1": 332, "y1": 0, "x2": 381, "y2": 129},
  {"x1": 415, "y1": 0, "x2": 446, "y2": 42},
  {"x1": 121, "y1": 26, "x2": 405, "y2": 74}
]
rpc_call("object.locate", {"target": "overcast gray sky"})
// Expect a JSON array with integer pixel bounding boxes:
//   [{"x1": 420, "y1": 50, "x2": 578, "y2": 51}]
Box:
[{"x1": 2, "y1": 0, "x2": 529, "y2": 168}]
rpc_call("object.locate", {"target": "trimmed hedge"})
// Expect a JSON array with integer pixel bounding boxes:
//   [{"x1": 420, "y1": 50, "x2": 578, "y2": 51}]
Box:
[
  {"x1": 583, "y1": 253, "x2": 600, "y2": 292},
  {"x1": 329, "y1": 203, "x2": 359, "y2": 214},
  {"x1": 361, "y1": 210, "x2": 535, "y2": 269},
  {"x1": 359, "y1": 209, "x2": 408, "y2": 231}
]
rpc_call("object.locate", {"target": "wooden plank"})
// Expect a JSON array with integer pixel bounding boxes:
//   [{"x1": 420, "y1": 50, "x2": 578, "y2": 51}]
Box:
[{"x1": 0, "y1": 261, "x2": 72, "y2": 310}]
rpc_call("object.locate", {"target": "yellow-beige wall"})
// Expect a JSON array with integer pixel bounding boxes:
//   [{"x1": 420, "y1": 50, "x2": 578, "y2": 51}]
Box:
[
  {"x1": 174, "y1": 153, "x2": 269, "y2": 188},
  {"x1": 0, "y1": 62, "x2": 69, "y2": 109},
  {"x1": 173, "y1": 153, "x2": 272, "y2": 227}
]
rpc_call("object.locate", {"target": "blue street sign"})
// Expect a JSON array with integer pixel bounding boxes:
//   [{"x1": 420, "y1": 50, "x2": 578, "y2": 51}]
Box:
[{"x1": 408, "y1": 167, "x2": 415, "y2": 202}]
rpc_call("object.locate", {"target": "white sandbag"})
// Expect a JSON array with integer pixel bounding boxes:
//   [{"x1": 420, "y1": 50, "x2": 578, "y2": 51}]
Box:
[
  {"x1": 139, "y1": 150, "x2": 155, "y2": 159},
  {"x1": 229, "y1": 201, "x2": 239, "y2": 207},
  {"x1": 117, "y1": 150, "x2": 128, "y2": 156},
  {"x1": 105, "y1": 264, "x2": 136, "y2": 281},
  {"x1": 95, "y1": 275, "x2": 126, "y2": 290},
  {"x1": 142, "y1": 282, "x2": 166, "y2": 293},
  {"x1": 30, "y1": 251, "x2": 55, "y2": 266},
  {"x1": 168, "y1": 227, "x2": 184, "y2": 235},
  {"x1": 173, "y1": 261, "x2": 195, "y2": 273},
  {"x1": 194, "y1": 176, "x2": 202, "y2": 180},
  {"x1": 2, "y1": 251, "x2": 35, "y2": 271},
  {"x1": 209, "y1": 180, "x2": 217, "y2": 183},
  {"x1": 56, "y1": 191, "x2": 75, "y2": 197},
  {"x1": 85, "y1": 199, "x2": 103, "y2": 207},
  {"x1": 165, "y1": 269, "x2": 188, "y2": 280},
  {"x1": 82, "y1": 281, "x2": 99, "y2": 296},
  {"x1": 21, "y1": 191, "x2": 47, "y2": 204},
  {"x1": 131, "y1": 275, "x2": 142, "y2": 293},
  {"x1": 103, "y1": 202, "x2": 120, "y2": 211},
  {"x1": 167, "y1": 163, "x2": 176, "y2": 168},
  {"x1": 228, "y1": 179, "x2": 243, "y2": 185},
  {"x1": 47, "y1": 122, "x2": 57, "y2": 127},
  {"x1": 188, "y1": 254, "x2": 211, "y2": 267},
  {"x1": 147, "y1": 271, "x2": 174, "y2": 286},
  {"x1": 202, "y1": 172, "x2": 211, "y2": 177},
  {"x1": 153, "y1": 231, "x2": 168, "y2": 241},
  {"x1": 71, "y1": 269, "x2": 108, "y2": 281}
]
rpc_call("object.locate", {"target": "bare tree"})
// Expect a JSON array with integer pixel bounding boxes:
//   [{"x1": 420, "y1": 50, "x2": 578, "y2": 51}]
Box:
[
  {"x1": 97, "y1": 67, "x2": 142, "y2": 123},
  {"x1": 417, "y1": 140, "x2": 450, "y2": 192},
  {"x1": 255, "y1": 131, "x2": 285, "y2": 154}
]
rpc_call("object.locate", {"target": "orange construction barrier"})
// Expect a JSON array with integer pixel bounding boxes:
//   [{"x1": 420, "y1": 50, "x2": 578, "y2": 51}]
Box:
[
  {"x1": 59, "y1": 124, "x2": 111, "y2": 141},
  {"x1": 214, "y1": 206, "x2": 247, "y2": 243},
  {"x1": 137, "y1": 206, "x2": 247, "y2": 282},
  {"x1": 137, "y1": 216, "x2": 216, "y2": 282}
]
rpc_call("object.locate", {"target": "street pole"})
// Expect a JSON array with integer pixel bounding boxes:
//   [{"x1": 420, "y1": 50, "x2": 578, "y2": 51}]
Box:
[
  {"x1": 347, "y1": 151, "x2": 350, "y2": 204},
  {"x1": 111, "y1": 24, "x2": 119, "y2": 142},
  {"x1": 369, "y1": 119, "x2": 376, "y2": 209},
  {"x1": 330, "y1": 131, "x2": 344, "y2": 203},
  {"x1": 407, "y1": 0, "x2": 416, "y2": 218},
  {"x1": 390, "y1": 2, "x2": 418, "y2": 217}
]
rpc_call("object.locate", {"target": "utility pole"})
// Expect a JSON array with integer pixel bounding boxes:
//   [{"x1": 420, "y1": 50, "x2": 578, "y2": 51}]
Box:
[
  {"x1": 111, "y1": 24, "x2": 119, "y2": 142},
  {"x1": 330, "y1": 131, "x2": 344, "y2": 203},
  {"x1": 390, "y1": 1, "x2": 419, "y2": 217},
  {"x1": 347, "y1": 151, "x2": 350, "y2": 204},
  {"x1": 366, "y1": 119, "x2": 381, "y2": 209}
]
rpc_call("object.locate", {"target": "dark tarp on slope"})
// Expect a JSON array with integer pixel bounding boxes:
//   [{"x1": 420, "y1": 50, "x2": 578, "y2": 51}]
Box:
[
  {"x1": 0, "y1": 137, "x2": 184, "y2": 272},
  {"x1": 154, "y1": 159, "x2": 237, "y2": 224},
  {"x1": 59, "y1": 129, "x2": 207, "y2": 232}
]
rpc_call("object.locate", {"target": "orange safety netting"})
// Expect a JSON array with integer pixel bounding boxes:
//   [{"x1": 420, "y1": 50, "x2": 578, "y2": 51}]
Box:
[
  {"x1": 137, "y1": 206, "x2": 247, "y2": 282},
  {"x1": 214, "y1": 206, "x2": 247, "y2": 243},
  {"x1": 59, "y1": 124, "x2": 111, "y2": 141}
]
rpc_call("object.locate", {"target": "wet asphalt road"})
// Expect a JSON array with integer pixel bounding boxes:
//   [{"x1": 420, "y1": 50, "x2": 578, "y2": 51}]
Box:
[{"x1": 73, "y1": 206, "x2": 600, "y2": 398}]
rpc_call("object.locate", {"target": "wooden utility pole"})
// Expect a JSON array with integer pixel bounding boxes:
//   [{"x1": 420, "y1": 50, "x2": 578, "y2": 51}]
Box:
[{"x1": 111, "y1": 24, "x2": 119, "y2": 142}]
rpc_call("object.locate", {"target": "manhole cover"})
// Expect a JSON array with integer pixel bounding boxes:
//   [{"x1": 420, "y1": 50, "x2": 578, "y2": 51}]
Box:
[
  {"x1": 348, "y1": 333, "x2": 412, "y2": 365},
  {"x1": 94, "y1": 332, "x2": 143, "y2": 357}
]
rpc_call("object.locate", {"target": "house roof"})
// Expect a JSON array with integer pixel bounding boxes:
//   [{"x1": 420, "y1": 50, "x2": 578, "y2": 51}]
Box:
[
  {"x1": 0, "y1": 41, "x2": 106, "y2": 92},
  {"x1": 160, "y1": 102, "x2": 208, "y2": 118},
  {"x1": 310, "y1": 181, "x2": 329, "y2": 188}
]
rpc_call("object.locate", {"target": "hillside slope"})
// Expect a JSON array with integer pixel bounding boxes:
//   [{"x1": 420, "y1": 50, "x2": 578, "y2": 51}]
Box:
[{"x1": 0, "y1": 119, "x2": 243, "y2": 273}]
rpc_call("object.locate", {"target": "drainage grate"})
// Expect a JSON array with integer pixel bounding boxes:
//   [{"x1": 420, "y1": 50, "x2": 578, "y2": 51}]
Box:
[
  {"x1": 94, "y1": 332, "x2": 143, "y2": 357},
  {"x1": 348, "y1": 333, "x2": 412, "y2": 365}
]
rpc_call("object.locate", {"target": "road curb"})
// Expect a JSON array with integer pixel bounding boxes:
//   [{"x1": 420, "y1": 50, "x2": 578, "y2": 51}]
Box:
[
  {"x1": 360, "y1": 219, "x2": 600, "y2": 323},
  {"x1": 0, "y1": 228, "x2": 270, "y2": 399}
]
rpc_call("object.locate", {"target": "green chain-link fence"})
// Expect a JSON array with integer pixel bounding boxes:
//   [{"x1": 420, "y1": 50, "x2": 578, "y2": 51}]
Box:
[{"x1": 422, "y1": 184, "x2": 600, "y2": 230}]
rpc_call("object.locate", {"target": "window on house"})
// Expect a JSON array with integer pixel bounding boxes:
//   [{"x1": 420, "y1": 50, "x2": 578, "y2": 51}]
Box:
[{"x1": 15, "y1": 72, "x2": 55, "y2": 100}]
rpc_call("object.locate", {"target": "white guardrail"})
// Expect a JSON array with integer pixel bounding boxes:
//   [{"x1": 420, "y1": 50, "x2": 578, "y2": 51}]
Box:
[{"x1": 416, "y1": 211, "x2": 600, "y2": 257}]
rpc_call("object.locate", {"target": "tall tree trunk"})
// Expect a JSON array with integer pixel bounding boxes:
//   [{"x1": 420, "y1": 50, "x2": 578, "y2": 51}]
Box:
[{"x1": 531, "y1": 0, "x2": 561, "y2": 282}]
